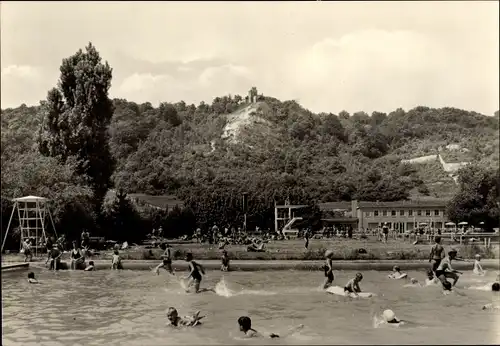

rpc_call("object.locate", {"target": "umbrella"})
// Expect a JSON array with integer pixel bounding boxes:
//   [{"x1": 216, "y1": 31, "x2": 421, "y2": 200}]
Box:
[
  {"x1": 419, "y1": 223, "x2": 427, "y2": 226},
  {"x1": 458, "y1": 221, "x2": 468, "y2": 226},
  {"x1": 445, "y1": 222, "x2": 456, "y2": 226}
]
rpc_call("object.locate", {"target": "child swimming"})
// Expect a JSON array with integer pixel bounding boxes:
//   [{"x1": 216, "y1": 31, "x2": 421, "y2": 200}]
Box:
[
  {"x1": 237, "y1": 316, "x2": 279, "y2": 338},
  {"x1": 111, "y1": 250, "x2": 123, "y2": 270},
  {"x1": 388, "y1": 266, "x2": 407, "y2": 279},
  {"x1": 344, "y1": 272, "x2": 363, "y2": 296},
  {"x1": 472, "y1": 254, "x2": 485, "y2": 275},
  {"x1": 27, "y1": 272, "x2": 39, "y2": 284},
  {"x1": 84, "y1": 261, "x2": 95, "y2": 271},
  {"x1": 154, "y1": 243, "x2": 174, "y2": 275},
  {"x1": 166, "y1": 307, "x2": 205, "y2": 327},
  {"x1": 322, "y1": 250, "x2": 334, "y2": 289},
  {"x1": 183, "y1": 252, "x2": 205, "y2": 293},
  {"x1": 221, "y1": 250, "x2": 230, "y2": 272}
]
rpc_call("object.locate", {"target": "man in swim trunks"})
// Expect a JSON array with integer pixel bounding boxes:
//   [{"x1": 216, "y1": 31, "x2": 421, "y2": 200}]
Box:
[
  {"x1": 428, "y1": 236, "x2": 444, "y2": 278},
  {"x1": 344, "y1": 272, "x2": 363, "y2": 295},
  {"x1": 322, "y1": 250, "x2": 334, "y2": 289},
  {"x1": 435, "y1": 249, "x2": 462, "y2": 289}
]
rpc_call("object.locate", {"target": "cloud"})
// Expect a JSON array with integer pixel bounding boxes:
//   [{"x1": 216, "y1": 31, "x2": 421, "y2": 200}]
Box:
[{"x1": 1, "y1": 65, "x2": 40, "y2": 79}]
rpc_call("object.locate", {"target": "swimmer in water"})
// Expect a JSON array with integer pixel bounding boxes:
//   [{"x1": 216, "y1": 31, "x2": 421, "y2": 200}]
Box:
[
  {"x1": 425, "y1": 269, "x2": 438, "y2": 285},
  {"x1": 28, "y1": 272, "x2": 39, "y2": 284},
  {"x1": 154, "y1": 243, "x2": 174, "y2": 275},
  {"x1": 388, "y1": 266, "x2": 405, "y2": 279},
  {"x1": 429, "y1": 236, "x2": 444, "y2": 278},
  {"x1": 344, "y1": 272, "x2": 363, "y2": 296},
  {"x1": 435, "y1": 249, "x2": 462, "y2": 290},
  {"x1": 221, "y1": 250, "x2": 230, "y2": 272},
  {"x1": 473, "y1": 254, "x2": 485, "y2": 275},
  {"x1": 382, "y1": 309, "x2": 402, "y2": 324},
  {"x1": 237, "y1": 316, "x2": 279, "y2": 338},
  {"x1": 492, "y1": 282, "x2": 500, "y2": 291},
  {"x1": 166, "y1": 307, "x2": 205, "y2": 327},
  {"x1": 84, "y1": 261, "x2": 95, "y2": 271},
  {"x1": 184, "y1": 253, "x2": 205, "y2": 293},
  {"x1": 322, "y1": 250, "x2": 334, "y2": 289}
]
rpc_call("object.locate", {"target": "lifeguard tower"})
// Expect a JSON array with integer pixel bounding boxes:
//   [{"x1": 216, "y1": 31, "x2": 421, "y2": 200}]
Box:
[{"x1": 1, "y1": 195, "x2": 57, "y2": 257}]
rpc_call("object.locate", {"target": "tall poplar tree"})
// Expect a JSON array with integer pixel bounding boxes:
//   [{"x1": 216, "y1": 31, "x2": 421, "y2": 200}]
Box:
[{"x1": 38, "y1": 42, "x2": 115, "y2": 211}]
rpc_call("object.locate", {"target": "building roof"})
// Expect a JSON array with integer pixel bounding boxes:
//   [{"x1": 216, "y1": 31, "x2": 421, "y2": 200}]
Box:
[
  {"x1": 321, "y1": 218, "x2": 358, "y2": 223},
  {"x1": 318, "y1": 202, "x2": 351, "y2": 211},
  {"x1": 357, "y1": 200, "x2": 448, "y2": 208},
  {"x1": 12, "y1": 195, "x2": 48, "y2": 202}
]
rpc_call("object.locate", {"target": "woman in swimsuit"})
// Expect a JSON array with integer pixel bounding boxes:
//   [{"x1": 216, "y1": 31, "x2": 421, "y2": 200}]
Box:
[
  {"x1": 70, "y1": 241, "x2": 85, "y2": 270},
  {"x1": 184, "y1": 253, "x2": 205, "y2": 293},
  {"x1": 429, "y1": 236, "x2": 444, "y2": 277}
]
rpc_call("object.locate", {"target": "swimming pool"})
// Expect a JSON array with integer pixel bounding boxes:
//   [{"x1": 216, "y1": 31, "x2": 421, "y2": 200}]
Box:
[{"x1": 2, "y1": 269, "x2": 499, "y2": 345}]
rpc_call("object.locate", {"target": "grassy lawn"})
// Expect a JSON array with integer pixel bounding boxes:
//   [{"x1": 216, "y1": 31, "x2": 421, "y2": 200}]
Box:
[{"x1": 3, "y1": 236, "x2": 498, "y2": 262}]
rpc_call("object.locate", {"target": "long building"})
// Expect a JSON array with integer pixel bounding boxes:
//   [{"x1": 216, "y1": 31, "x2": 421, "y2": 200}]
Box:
[{"x1": 318, "y1": 199, "x2": 450, "y2": 231}]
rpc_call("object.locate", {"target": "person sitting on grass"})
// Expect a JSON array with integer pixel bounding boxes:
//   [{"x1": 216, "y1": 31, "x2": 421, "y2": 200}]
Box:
[
  {"x1": 28, "y1": 272, "x2": 39, "y2": 284},
  {"x1": 247, "y1": 241, "x2": 265, "y2": 252},
  {"x1": 166, "y1": 307, "x2": 204, "y2": 327}
]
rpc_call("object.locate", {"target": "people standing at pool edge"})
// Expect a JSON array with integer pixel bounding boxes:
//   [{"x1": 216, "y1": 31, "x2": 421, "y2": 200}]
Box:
[
  {"x1": 322, "y1": 250, "x2": 334, "y2": 289},
  {"x1": 435, "y1": 249, "x2": 462, "y2": 290}
]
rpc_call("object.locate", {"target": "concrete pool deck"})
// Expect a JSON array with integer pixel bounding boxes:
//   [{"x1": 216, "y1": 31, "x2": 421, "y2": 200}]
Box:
[
  {"x1": 1, "y1": 262, "x2": 29, "y2": 271},
  {"x1": 21, "y1": 259, "x2": 500, "y2": 271}
]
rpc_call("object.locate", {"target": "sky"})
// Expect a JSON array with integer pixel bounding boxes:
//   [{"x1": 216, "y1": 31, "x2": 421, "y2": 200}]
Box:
[{"x1": 1, "y1": 1, "x2": 499, "y2": 115}]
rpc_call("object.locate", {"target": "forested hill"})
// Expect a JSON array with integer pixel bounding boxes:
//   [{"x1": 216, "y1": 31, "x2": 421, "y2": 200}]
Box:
[{"x1": 2, "y1": 95, "x2": 498, "y2": 207}]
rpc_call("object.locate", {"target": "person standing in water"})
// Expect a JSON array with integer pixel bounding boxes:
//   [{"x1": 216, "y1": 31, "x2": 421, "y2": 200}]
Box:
[
  {"x1": 221, "y1": 250, "x2": 230, "y2": 271},
  {"x1": 429, "y1": 236, "x2": 445, "y2": 278},
  {"x1": 473, "y1": 254, "x2": 485, "y2": 275},
  {"x1": 322, "y1": 250, "x2": 334, "y2": 289},
  {"x1": 184, "y1": 253, "x2": 205, "y2": 293},
  {"x1": 435, "y1": 249, "x2": 462, "y2": 289},
  {"x1": 154, "y1": 243, "x2": 174, "y2": 275}
]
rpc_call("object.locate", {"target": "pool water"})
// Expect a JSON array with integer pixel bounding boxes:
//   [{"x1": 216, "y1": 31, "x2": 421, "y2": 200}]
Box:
[{"x1": 2, "y1": 268, "x2": 499, "y2": 345}]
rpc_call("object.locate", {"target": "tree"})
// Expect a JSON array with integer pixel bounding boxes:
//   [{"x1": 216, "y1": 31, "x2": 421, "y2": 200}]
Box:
[
  {"x1": 446, "y1": 165, "x2": 499, "y2": 230},
  {"x1": 103, "y1": 189, "x2": 143, "y2": 242},
  {"x1": 37, "y1": 42, "x2": 115, "y2": 211}
]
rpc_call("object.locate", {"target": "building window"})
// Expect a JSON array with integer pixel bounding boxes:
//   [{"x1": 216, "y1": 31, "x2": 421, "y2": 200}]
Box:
[
  {"x1": 382, "y1": 210, "x2": 387, "y2": 216},
  {"x1": 434, "y1": 210, "x2": 440, "y2": 216},
  {"x1": 400, "y1": 210, "x2": 405, "y2": 216},
  {"x1": 417, "y1": 210, "x2": 422, "y2": 216},
  {"x1": 374, "y1": 210, "x2": 379, "y2": 216},
  {"x1": 364, "y1": 211, "x2": 371, "y2": 217},
  {"x1": 426, "y1": 210, "x2": 431, "y2": 216},
  {"x1": 408, "y1": 210, "x2": 413, "y2": 216},
  {"x1": 391, "y1": 210, "x2": 396, "y2": 216}
]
